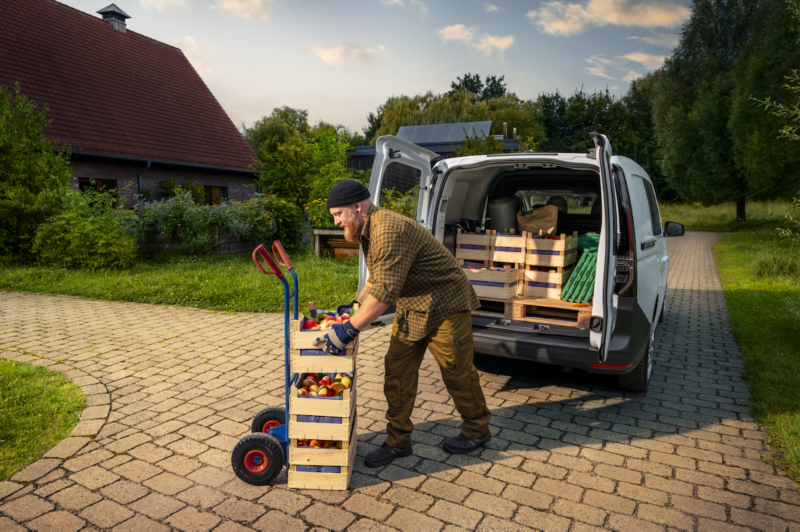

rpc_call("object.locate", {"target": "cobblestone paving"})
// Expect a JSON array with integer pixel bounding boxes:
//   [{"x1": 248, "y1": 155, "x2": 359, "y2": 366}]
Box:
[{"x1": 1, "y1": 231, "x2": 798, "y2": 531}]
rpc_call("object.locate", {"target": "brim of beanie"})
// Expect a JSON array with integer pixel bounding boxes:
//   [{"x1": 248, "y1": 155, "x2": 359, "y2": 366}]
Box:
[{"x1": 326, "y1": 189, "x2": 371, "y2": 208}]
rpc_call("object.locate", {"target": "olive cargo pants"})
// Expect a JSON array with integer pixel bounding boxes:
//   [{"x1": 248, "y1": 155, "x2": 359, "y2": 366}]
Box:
[{"x1": 383, "y1": 310, "x2": 492, "y2": 448}]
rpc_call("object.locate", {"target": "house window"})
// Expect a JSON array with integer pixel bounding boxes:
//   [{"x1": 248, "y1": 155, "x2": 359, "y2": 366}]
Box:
[
  {"x1": 204, "y1": 186, "x2": 228, "y2": 205},
  {"x1": 78, "y1": 178, "x2": 117, "y2": 193}
]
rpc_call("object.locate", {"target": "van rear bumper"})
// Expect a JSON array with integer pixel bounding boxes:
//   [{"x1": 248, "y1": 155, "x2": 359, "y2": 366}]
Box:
[{"x1": 472, "y1": 297, "x2": 650, "y2": 375}]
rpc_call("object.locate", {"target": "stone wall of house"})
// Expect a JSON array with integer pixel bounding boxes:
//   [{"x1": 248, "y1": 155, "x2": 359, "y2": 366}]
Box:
[{"x1": 68, "y1": 159, "x2": 258, "y2": 207}]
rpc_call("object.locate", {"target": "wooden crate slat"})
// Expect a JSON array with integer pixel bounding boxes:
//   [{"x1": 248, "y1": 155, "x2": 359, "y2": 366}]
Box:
[
  {"x1": 289, "y1": 385, "x2": 355, "y2": 417},
  {"x1": 288, "y1": 393, "x2": 357, "y2": 441},
  {"x1": 287, "y1": 431, "x2": 358, "y2": 490}
]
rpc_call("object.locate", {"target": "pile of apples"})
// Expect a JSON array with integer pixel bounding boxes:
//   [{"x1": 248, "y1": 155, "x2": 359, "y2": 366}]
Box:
[
  {"x1": 297, "y1": 439, "x2": 343, "y2": 449},
  {"x1": 297, "y1": 373, "x2": 352, "y2": 397},
  {"x1": 302, "y1": 313, "x2": 351, "y2": 331},
  {"x1": 529, "y1": 266, "x2": 558, "y2": 273}
]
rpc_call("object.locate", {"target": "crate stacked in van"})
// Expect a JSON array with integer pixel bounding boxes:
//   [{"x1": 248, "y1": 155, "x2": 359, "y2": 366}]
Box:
[
  {"x1": 456, "y1": 229, "x2": 526, "y2": 299},
  {"x1": 523, "y1": 232, "x2": 579, "y2": 299},
  {"x1": 286, "y1": 303, "x2": 357, "y2": 490}
]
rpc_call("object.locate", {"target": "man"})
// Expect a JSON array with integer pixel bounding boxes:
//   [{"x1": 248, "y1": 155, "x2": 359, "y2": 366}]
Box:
[{"x1": 316, "y1": 179, "x2": 492, "y2": 468}]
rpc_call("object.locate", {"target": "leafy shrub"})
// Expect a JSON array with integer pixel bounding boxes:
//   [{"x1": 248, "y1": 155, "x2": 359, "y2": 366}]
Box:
[
  {"x1": 0, "y1": 83, "x2": 73, "y2": 263},
  {"x1": 305, "y1": 198, "x2": 334, "y2": 228},
  {"x1": 381, "y1": 186, "x2": 419, "y2": 218},
  {"x1": 139, "y1": 191, "x2": 304, "y2": 254},
  {"x1": 752, "y1": 236, "x2": 800, "y2": 280},
  {"x1": 160, "y1": 177, "x2": 205, "y2": 203},
  {"x1": 33, "y1": 188, "x2": 138, "y2": 269}
]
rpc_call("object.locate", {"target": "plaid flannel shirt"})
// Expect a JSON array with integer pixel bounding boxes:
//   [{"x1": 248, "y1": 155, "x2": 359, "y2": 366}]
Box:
[{"x1": 358, "y1": 204, "x2": 479, "y2": 342}]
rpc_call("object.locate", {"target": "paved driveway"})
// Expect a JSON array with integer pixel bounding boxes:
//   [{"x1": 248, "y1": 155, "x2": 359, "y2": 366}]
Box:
[{"x1": 0, "y1": 231, "x2": 798, "y2": 531}]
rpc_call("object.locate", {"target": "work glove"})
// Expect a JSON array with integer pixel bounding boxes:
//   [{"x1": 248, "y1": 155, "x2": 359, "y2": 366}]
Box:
[
  {"x1": 335, "y1": 299, "x2": 358, "y2": 318},
  {"x1": 316, "y1": 321, "x2": 359, "y2": 354}
]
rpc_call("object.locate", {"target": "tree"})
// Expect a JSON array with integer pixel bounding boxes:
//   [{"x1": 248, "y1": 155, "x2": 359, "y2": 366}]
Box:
[
  {"x1": 0, "y1": 83, "x2": 73, "y2": 262},
  {"x1": 452, "y1": 131, "x2": 505, "y2": 156},
  {"x1": 653, "y1": 0, "x2": 758, "y2": 221},
  {"x1": 254, "y1": 131, "x2": 313, "y2": 206},
  {"x1": 243, "y1": 106, "x2": 309, "y2": 160},
  {"x1": 448, "y1": 73, "x2": 507, "y2": 101}
]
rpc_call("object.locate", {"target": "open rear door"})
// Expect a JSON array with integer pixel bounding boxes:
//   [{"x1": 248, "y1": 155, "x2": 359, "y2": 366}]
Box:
[
  {"x1": 589, "y1": 133, "x2": 618, "y2": 363},
  {"x1": 356, "y1": 136, "x2": 437, "y2": 326}
]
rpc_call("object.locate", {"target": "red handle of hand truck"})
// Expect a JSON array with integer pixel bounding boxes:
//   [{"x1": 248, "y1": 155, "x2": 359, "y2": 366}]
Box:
[
  {"x1": 271, "y1": 240, "x2": 294, "y2": 270},
  {"x1": 252, "y1": 244, "x2": 284, "y2": 279}
]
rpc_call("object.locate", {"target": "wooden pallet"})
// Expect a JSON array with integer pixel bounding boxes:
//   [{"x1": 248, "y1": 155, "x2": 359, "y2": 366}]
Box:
[{"x1": 473, "y1": 296, "x2": 592, "y2": 329}]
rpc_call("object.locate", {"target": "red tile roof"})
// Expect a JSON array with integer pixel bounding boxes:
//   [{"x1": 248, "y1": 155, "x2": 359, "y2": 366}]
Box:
[{"x1": 0, "y1": 0, "x2": 258, "y2": 171}]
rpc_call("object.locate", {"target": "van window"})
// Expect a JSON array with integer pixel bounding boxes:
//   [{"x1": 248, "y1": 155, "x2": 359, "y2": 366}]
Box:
[
  {"x1": 515, "y1": 190, "x2": 600, "y2": 216},
  {"x1": 642, "y1": 180, "x2": 662, "y2": 236}
]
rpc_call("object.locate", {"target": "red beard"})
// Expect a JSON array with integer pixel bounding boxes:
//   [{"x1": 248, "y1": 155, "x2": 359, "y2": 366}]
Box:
[{"x1": 343, "y1": 216, "x2": 363, "y2": 242}]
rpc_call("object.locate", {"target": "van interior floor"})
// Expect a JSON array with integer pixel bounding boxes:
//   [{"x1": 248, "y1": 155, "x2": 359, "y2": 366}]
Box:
[{"x1": 473, "y1": 296, "x2": 592, "y2": 329}]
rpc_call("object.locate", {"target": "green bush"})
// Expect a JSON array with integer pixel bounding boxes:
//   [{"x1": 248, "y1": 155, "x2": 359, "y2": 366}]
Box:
[
  {"x1": 0, "y1": 83, "x2": 73, "y2": 263},
  {"x1": 160, "y1": 177, "x2": 205, "y2": 203},
  {"x1": 33, "y1": 188, "x2": 138, "y2": 269},
  {"x1": 381, "y1": 186, "x2": 419, "y2": 218},
  {"x1": 140, "y1": 191, "x2": 304, "y2": 254}
]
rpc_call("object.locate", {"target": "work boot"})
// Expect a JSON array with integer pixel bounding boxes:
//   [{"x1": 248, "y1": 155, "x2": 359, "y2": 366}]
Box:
[
  {"x1": 364, "y1": 443, "x2": 413, "y2": 468},
  {"x1": 442, "y1": 432, "x2": 492, "y2": 454}
]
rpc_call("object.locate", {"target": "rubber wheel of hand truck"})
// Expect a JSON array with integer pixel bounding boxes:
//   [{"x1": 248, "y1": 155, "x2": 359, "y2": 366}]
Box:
[
  {"x1": 251, "y1": 406, "x2": 286, "y2": 434},
  {"x1": 231, "y1": 433, "x2": 284, "y2": 486}
]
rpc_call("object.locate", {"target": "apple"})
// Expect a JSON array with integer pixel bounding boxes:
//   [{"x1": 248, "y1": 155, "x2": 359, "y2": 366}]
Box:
[
  {"x1": 324, "y1": 440, "x2": 337, "y2": 448},
  {"x1": 318, "y1": 386, "x2": 331, "y2": 397},
  {"x1": 332, "y1": 383, "x2": 346, "y2": 394},
  {"x1": 309, "y1": 440, "x2": 322, "y2": 448},
  {"x1": 336, "y1": 441, "x2": 343, "y2": 449},
  {"x1": 304, "y1": 319, "x2": 317, "y2": 330},
  {"x1": 340, "y1": 376, "x2": 352, "y2": 388},
  {"x1": 340, "y1": 313, "x2": 350, "y2": 320},
  {"x1": 308, "y1": 391, "x2": 318, "y2": 396},
  {"x1": 309, "y1": 385, "x2": 319, "y2": 392},
  {"x1": 319, "y1": 376, "x2": 333, "y2": 386},
  {"x1": 301, "y1": 377, "x2": 316, "y2": 388},
  {"x1": 298, "y1": 388, "x2": 309, "y2": 396},
  {"x1": 334, "y1": 373, "x2": 345, "y2": 381}
]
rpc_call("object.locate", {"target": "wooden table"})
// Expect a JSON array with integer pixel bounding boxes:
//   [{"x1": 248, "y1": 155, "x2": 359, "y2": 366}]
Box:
[{"x1": 313, "y1": 228, "x2": 360, "y2": 258}]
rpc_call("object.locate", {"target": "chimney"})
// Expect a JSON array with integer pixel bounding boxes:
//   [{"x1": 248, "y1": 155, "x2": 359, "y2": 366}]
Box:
[{"x1": 97, "y1": 4, "x2": 130, "y2": 33}]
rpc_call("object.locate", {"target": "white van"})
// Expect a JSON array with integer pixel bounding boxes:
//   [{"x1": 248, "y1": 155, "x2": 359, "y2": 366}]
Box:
[{"x1": 358, "y1": 134, "x2": 685, "y2": 392}]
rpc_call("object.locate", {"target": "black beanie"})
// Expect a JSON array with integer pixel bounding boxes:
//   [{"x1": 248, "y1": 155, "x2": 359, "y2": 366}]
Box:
[{"x1": 326, "y1": 179, "x2": 371, "y2": 208}]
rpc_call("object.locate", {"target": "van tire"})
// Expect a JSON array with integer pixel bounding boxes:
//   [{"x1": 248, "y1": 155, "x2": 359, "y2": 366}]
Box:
[{"x1": 618, "y1": 334, "x2": 652, "y2": 393}]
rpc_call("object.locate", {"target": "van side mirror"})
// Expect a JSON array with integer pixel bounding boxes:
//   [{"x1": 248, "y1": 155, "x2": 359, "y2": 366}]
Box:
[{"x1": 664, "y1": 221, "x2": 685, "y2": 237}]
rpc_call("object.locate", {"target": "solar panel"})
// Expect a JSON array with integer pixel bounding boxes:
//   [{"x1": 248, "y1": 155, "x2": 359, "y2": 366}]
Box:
[{"x1": 396, "y1": 121, "x2": 493, "y2": 144}]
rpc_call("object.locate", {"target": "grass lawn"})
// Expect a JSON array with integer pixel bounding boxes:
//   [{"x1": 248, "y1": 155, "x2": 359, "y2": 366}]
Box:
[
  {"x1": 0, "y1": 250, "x2": 359, "y2": 314},
  {"x1": 660, "y1": 199, "x2": 792, "y2": 232},
  {"x1": 713, "y1": 232, "x2": 800, "y2": 481},
  {"x1": 0, "y1": 359, "x2": 85, "y2": 480}
]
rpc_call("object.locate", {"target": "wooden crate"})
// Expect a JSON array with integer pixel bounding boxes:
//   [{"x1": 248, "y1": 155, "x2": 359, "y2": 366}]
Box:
[
  {"x1": 455, "y1": 229, "x2": 493, "y2": 262},
  {"x1": 525, "y1": 232, "x2": 578, "y2": 268},
  {"x1": 289, "y1": 373, "x2": 356, "y2": 418},
  {"x1": 493, "y1": 230, "x2": 526, "y2": 264},
  {"x1": 288, "y1": 418, "x2": 357, "y2": 468},
  {"x1": 473, "y1": 295, "x2": 591, "y2": 329},
  {"x1": 461, "y1": 264, "x2": 522, "y2": 299},
  {"x1": 522, "y1": 265, "x2": 575, "y2": 298},
  {"x1": 288, "y1": 392, "x2": 357, "y2": 441},
  {"x1": 290, "y1": 320, "x2": 357, "y2": 374},
  {"x1": 287, "y1": 430, "x2": 358, "y2": 490}
]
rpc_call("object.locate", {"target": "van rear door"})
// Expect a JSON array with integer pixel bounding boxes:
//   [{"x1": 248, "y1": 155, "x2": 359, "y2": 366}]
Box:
[
  {"x1": 590, "y1": 133, "x2": 618, "y2": 363},
  {"x1": 356, "y1": 136, "x2": 437, "y2": 325}
]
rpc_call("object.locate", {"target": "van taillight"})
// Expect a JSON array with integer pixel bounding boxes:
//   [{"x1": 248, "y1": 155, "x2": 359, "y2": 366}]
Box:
[{"x1": 615, "y1": 204, "x2": 634, "y2": 295}]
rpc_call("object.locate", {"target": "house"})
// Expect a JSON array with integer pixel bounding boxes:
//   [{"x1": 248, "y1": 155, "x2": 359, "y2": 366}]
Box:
[
  {"x1": 0, "y1": 0, "x2": 259, "y2": 206},
  {"x1": 346, "y1": 121, "x2": 521, "y2": 193}
]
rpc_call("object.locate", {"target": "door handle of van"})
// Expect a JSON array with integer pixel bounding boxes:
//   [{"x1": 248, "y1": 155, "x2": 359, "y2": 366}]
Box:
[{"x1": 641, "y1": 239, "x2": 656, "y2": 250}]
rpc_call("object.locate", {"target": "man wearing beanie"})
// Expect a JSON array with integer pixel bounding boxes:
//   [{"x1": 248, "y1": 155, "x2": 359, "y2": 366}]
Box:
[{"x1": 315, "y1": 179, "x2": 492, "y2": 468}]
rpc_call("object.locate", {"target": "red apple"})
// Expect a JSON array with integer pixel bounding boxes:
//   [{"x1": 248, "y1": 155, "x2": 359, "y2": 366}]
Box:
[
  {"x1": 332, "y1": 383, "x2": 346, "y2": 394},
  {"x1": 301, "y1": 377, "x2": 316, "y2": 388},
  {"x1": 304, "y1": 319, "x2": 317, "y2": 330},
  {"x1": 298, "y1": 388, "x2": 309, "y2": 396},
  {"x1": 308, "y1": 391, "x2": 318, "y2": 396},
  {"x1": 340, "y1": 313, "x2": 350, "y2": 320},
  {"x1": 309, "y1": 440, "x2": 322, "y2": 448},
  {"x1": 319, "y1": 377, "x2": 333, "y2": 387},
  {"x1": 318, "y1": 386, "x2": 331, "y2": 397}
]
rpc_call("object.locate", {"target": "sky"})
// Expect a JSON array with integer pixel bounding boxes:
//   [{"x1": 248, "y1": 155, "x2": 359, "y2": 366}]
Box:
[{"x1": 59, "y1": 0, "x2": 693, "y2": 134}]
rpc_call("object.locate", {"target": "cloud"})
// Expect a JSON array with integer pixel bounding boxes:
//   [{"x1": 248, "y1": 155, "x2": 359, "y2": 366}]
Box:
[
  {"x1": 380, "y1": 0, "x2": 428, "y2": 21},
  {"x1": 620, "y1": 52, "x2": 668, "y2": 70},
  {"x1": 583, "y1": 52, "x2": 668, "y2": 81},
  {"x1": 438, "y1": 24, "x2": 513, "y2": 57},
  {"x1": 211, "y1": 0, "x2": 272, "y2": 22},
  {"x1": 310, "y1": 43, "x2": 386, "y2": 66},
  {"x1": 527, "y1": 0, "x2": 691, "y2": 37},
  {"x1": 170, "y1": 36, "x2": 214, "y2": 75},
  {"x1": 627, "y1": 32, "x2": 680, "y2": 49},
  {"x1": 484, "y1": 3, "x2": 502, "y2": 12},
  {"x1": 137, "y1": 0, "x2": 185, "y2": 11}
]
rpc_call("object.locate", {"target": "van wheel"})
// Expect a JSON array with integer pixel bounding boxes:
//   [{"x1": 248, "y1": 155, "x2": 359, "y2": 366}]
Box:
[{"x1": 618, "y1": 332, "x2": 653, "y2": 393}]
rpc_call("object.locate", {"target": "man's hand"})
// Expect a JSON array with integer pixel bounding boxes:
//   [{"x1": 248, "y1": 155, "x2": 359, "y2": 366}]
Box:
[
  {"x1": 335, "y1": 299, "x2": 358, "y2": 318},
  {"x1": 315, "y1": 321, "x2": 359, "y2": 354}
]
